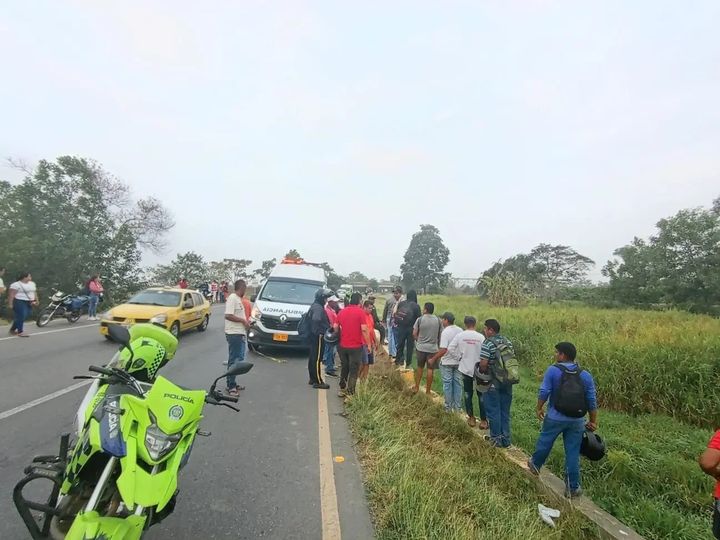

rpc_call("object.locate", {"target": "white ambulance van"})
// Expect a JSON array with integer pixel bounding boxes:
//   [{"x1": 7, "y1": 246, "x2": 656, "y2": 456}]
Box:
[{"x1": 248, "y1": 258, "x2": 326, "y2": 349}]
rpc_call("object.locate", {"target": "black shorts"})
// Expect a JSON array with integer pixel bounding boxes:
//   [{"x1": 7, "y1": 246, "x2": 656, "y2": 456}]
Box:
[
  {"x1": 416, "y1": 350, "x2": 438, "y2": 369},
  {"x1": 714, "y1": 499, "x2": 720, "y2": 539}
]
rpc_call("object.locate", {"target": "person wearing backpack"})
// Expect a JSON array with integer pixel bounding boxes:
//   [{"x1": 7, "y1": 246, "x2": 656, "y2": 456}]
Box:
[
  {"x1": 306, "y1": 288, "x2": 333, "y2": 390},
  {"x1": 527, "y1": 342, "x2": 598, "y2": 498},
  {"x1": 392, "y1": 289, "x2": 421, "y2": 369},
  {"x1": 478, "y1": 319, "x2": 517, "y2": 447}
]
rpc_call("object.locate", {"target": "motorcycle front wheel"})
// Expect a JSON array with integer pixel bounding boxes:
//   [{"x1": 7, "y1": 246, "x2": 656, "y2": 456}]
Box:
[
  {"x1": 67, "y1": 311, "x2": 81, "y2": 324},
  {"x1": 36, "y1": 309, "x2": 54, "y2": 327}
]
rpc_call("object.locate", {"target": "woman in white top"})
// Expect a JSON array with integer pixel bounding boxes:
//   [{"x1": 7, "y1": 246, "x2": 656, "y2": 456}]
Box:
[{"x1": 8, "y1": 272, "x2": 38, "y2": 337}]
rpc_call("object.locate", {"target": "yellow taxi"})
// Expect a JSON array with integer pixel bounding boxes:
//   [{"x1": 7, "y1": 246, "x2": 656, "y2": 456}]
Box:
[{"x1": 100, "y1": 287, "x2": 211, "y2": 339}]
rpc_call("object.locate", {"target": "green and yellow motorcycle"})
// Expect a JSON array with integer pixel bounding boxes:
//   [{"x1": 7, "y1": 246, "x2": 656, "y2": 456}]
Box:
[{"x1": 14, "y1": 323, "x2": 252, "y2": 539}]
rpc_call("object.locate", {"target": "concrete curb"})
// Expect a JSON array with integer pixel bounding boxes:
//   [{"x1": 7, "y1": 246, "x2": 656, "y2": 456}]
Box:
[{"x1": 384, "y1": 350, "x2": 644, "y2": 540}]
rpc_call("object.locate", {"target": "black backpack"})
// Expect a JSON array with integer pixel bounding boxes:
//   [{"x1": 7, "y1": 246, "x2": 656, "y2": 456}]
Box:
[
  {"x1": 297, "y1": 311, "x2": 311, "y2": 343},
  {"x1": 552, "y1": 364, "x2": 588, "y2": 418}
]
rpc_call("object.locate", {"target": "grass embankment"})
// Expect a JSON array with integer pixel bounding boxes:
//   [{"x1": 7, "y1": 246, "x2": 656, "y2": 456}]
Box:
[
  {"x1": 397, "y1": 295, "x2": 720, "y2": 540},
  {"x1": 346, "y1": 370, "x2": 599, "y2": 540}
]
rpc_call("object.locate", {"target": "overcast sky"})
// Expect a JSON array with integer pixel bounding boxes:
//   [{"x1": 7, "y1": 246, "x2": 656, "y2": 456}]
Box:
[{"x1": 2, "y1": 1, "x2": 718, "y2": 281}]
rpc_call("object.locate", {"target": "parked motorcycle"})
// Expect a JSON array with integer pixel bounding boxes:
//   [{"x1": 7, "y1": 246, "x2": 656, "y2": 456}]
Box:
[
  {"x1": 37, "y1": 290, "x2": 91, "y2": 327},
  {"x1": 13, "y1": 324, "x2": 253, "y2": 540}
]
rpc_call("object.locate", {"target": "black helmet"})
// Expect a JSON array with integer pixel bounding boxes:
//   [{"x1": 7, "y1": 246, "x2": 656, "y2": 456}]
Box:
[
  {"x1": 473, "y1": 364, "x2": 492, "y2": 392},
  {"x1": 324, "y1": 328, "x2": 339, "y2": 344},
  {"x1": 580, "y1": 430, "x2": 606, "y2": 461},
  {"x1": 315, "y1": 288, "x2": 333, "y2": 302}
]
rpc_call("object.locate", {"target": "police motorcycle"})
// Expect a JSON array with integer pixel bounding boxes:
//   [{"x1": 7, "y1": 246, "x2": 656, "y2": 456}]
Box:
[{"x1": 13, "y1": 323, "x2": 253, "y2": 539}]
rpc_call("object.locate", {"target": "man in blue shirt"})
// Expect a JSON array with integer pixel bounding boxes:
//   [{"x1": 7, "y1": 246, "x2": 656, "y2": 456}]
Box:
[{"x1": 527, "y1": 342, "x2": 598, "y2": 498}]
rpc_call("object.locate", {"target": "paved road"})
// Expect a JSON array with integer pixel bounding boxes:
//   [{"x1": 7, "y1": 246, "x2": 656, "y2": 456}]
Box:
[{"x1": 0, "y1": 306, "x2": 374, "y2": 539}]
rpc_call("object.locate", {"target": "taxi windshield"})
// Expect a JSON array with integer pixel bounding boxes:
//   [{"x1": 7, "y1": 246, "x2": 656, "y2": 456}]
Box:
[{"x1": 127, "y1": 290, "x2": 181, "y2": 307}]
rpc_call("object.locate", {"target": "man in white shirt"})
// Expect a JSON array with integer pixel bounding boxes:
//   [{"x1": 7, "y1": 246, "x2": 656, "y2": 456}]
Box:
[
  {"x1": 224, "y1": 279, "x2": 250, "y2": 396},
  {"x1": 429, "y1": 312, "x2": 463, "y2": 412},
  {"x1": 448, "y1": 316, "x2": 488, "y2": 429}
]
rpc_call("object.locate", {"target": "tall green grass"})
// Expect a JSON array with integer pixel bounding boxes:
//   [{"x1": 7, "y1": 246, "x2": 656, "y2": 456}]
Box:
[
  {"x1": 422, "y1": 296, "x2": 720, "y2": 428},
  {"x1": 346, "y1": 372, "x2": 598, "y2": 539},
  {"x1": 392, "y1": 295, "x2": 719, "y2": 539}
]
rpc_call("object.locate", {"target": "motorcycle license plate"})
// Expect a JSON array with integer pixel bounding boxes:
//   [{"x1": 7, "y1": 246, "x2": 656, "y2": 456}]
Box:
[{"x1": 273, "y1": 333, "x2": 289, "y2": 342}]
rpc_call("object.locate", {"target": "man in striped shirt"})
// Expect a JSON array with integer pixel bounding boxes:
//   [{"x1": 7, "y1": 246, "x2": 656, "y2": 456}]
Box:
[{"x1": 478, "y1": 319, "x2": 514, "y2": 448}]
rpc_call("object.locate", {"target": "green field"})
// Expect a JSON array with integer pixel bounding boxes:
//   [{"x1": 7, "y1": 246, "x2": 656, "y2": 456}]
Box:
[
  {"x1": 346, "y1": 370, "x2": 599, "y2": 540},
  {"x1": 372, "y1": 295, "x2": 719, "y2": 540}
]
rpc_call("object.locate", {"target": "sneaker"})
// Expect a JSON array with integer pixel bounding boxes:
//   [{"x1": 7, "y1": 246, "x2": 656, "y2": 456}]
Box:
[
  {"x1": 527, "y1": 458, "x2": 540, "y2": 476},
  {"x1": 222, "y1": 361, "x2": 228, "y2": 365},
  {"x1": 227, "y1": 387, "x2": 240, "y2": 397},
  {"x1": 313, "y1": 383, "x2": 330, "y2": 389},
  {"x1": 564, "y1": 487, "x2": 583, "y2": 499},
  {"x1": 325, "y1": 371, "x2": 338, "y2": 377}
]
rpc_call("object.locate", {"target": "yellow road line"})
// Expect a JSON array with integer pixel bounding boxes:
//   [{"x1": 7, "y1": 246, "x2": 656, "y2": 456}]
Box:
[{"x1": 318, "y1": 389, "x2": 342, "y2": 540}]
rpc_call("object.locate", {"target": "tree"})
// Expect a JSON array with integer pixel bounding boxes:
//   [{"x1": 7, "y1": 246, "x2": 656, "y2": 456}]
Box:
[
  {"x1": 478, "y1": 244, "x2": 594, "y2": 300},
  {"x1": 320, "y1": 263, "x2": 346, "y2": 291},
  {"x1": 400, "y1": 224, "x2": 450, "y2": 293},
  {"x1": 152, "y1": 252, "x2": 209, "y2": 286},
  {"x1": 0, "y1": 156, "x2": 172, "y2": 303},
  {"x1": 368, "y1": 278, "x2": 379, "y2": 290},
  {"x1": 603, "y1": 198, "x2": 720, "y2": 313},
  {"x1": 253, "y1": 258, "x2": 277, "y2": 281},
  {"x1": 348, "y1": 271, "x2": 369, "y2": 282},
  {"x1": 285, "y1": 249, "x2": 301, "y2": 259},
  {"x1": 209, "y1": 258, "x2": 253, "y2": 283},
  {"x1": 529, "y1": 244, "x2": 595, "y2": 289}
]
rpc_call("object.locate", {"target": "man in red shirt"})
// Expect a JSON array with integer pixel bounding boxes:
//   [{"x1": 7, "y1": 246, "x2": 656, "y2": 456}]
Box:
[
  {"x1": 336, "y1": 293, "x2": 370, "y2": 397},
  {"x1": 699, "y1": 430, "x2": 720, "y2": 538}
]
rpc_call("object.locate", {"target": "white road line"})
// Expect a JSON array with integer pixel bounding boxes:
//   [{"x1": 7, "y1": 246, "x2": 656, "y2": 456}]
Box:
[
  {"x1": 0, "y1": 323, "x2": 99, "y2": 342},
  {"x1": 0, "y1": 380, "x2": 91, "y2": 421},
  {"x1": 318, "y1": 389, "x2": 342, "y2": 540}
]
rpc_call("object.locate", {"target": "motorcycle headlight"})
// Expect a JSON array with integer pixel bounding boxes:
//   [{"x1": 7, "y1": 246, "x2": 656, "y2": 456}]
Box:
[
  {"x1": 145, "y1": 421, "x2": 182, "y2": 461},
  {"x1": 150, "y1": 314, "x2": 168, "y2": 324}
]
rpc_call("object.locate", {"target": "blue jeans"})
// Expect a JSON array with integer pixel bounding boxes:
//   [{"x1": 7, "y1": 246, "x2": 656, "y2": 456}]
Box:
[
  {"x1": 387, "y1": 318, "x2": 397, "y2": 357},
  {"x1": 440, "y1": 364, "x2": 463, "y2": 412},
  {"x1": 483, "y1": 383, "x2": 513, "y2": 447},
  {"x1": 225, "y1": 334, "x2": 247, "y2": 389},
  {"x1": 88, "y1": 293, "x2": 100, "y2": 317},
  {"x1": 11, "y1": 299, "x2": 32, "y2": 334},
  {"x1": 531, "y1": 417, "x2": 585, "y2": 491},
  {"x1": 463, "y1": 373, "x2": 487, "y2": 421},
  {"x1": 323, "y1": 343, "x2": 337, "y2": 373}
]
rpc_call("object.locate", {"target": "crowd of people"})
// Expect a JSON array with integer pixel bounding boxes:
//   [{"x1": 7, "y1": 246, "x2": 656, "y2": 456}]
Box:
[
  {"x1": 303, "y1": 284, "x2": 601, "y2": 499},
  {"x1": 178, "y1": 277, "x2": 231, "y2": 304}
]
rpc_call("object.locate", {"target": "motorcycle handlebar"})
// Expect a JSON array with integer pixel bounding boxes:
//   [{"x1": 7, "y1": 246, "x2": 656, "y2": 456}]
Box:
[
  {"x1": 88, "y1": 365, "x2": 114, "y2": 376},
  {"x1": 217, "y1": 394, "x2": 239, "y2": 403}
]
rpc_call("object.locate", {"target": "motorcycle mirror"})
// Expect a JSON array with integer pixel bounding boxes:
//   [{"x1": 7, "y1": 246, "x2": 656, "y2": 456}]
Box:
[
  {"x1": 210, "y1": 362, "x2": 254, "y2": 390},
  {"x1": 107, "y1": 325, "x2": 132, "y2": 349},
  {"x1": 226, "y1": 362, "x2": 253, "y2": 377}
]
